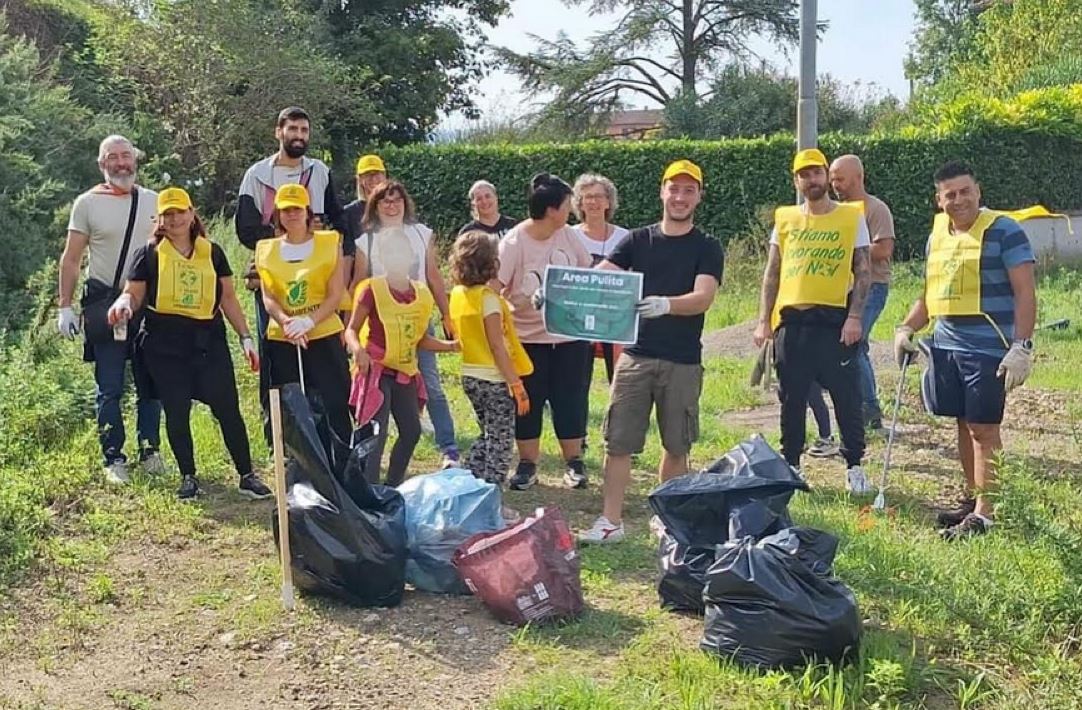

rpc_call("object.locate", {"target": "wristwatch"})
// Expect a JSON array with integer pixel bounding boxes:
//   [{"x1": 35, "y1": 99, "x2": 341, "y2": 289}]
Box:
[{"x1": 1013, "y1": 338, "x2": 1034, "y2": 352}]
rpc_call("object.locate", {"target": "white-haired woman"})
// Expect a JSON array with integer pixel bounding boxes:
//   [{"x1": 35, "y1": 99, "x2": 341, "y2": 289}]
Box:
[
  {"x1": 571, "y1": 173, "x2": 630, "y2": 384},
  {"x1": 457, "y1": 180, "x2": 518, "y2": 240}
]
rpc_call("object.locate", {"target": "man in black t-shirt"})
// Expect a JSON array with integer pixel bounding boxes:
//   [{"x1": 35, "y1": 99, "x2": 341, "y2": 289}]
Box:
[{"x1": 579, "y1": 159, "x2": 725, "y2": 544}]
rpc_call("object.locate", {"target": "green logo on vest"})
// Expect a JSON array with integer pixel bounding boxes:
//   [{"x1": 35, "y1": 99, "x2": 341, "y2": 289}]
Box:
[{"x1": 286, "y1": 279, "x2": 308, "y2": 307}]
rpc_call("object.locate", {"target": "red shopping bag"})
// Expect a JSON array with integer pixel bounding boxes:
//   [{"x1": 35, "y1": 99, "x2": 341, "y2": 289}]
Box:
[{"x1": 452, "y1": 507, "x2": 584, "y2": 626}]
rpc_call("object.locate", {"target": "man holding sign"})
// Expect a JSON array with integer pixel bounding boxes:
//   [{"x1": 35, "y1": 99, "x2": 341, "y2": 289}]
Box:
[
  {"x1": 578, "y1": 160, "x2": 724, "y2": 544},
  {"x1": 753, "y1": 148, "x2": 873, "y2": 493}
]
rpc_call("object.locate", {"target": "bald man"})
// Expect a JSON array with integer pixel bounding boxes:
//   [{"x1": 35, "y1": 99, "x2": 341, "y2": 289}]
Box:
[{"x1": 830, "y1": 155, "x2": 895, "y2": 431}]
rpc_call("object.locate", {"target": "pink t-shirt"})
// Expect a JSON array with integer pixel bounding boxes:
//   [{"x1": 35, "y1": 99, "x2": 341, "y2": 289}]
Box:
[{"x1": 497, "y1": 224, "x2": 592, "y2": 344}]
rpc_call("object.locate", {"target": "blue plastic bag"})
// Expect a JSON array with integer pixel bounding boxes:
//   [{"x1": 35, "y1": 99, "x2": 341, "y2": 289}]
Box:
[{"x1": 397, "y1": 468, "x2": 504, "y2": 594}]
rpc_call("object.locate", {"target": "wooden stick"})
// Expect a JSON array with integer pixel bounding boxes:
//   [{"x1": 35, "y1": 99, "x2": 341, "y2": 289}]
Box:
[{"x1": 269, "y1": 388, "x2": 295, "y2": 611}]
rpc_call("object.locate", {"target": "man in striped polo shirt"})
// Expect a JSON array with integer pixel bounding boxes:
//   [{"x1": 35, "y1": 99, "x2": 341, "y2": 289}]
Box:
[{"x1": 895, "y1": 161, "x2": 1036, "y2": 540}]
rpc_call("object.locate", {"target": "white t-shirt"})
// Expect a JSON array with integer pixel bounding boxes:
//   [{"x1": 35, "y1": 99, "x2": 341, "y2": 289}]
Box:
[
  {"x1": 571, "y1": 224, "x2": 630, "y2": 263},
  {"x1": 769, "y1": 202, "x2": 871, "y2": 247},
  {"x1": 279, "y1": 239, "x2": 315, "y2": 262},
  {"x1": 356, "y1": 224, "x2": 433, "y2": 285},
  {"x1": 68, "y1": 185, "x2": 159, "y2": 284},
  {"x1": 272, "y1": 164, "x2": 305, "y2": 188}
]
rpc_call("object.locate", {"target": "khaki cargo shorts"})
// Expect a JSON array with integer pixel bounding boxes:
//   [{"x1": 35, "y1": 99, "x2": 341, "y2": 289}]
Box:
[{"x1": 603, "y1": 352, "x2": 704, "y2": 457}]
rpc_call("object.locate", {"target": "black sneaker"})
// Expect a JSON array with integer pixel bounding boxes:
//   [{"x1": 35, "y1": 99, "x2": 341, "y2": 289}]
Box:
[
  {"x1": 239, "y1": 472, "x2": 274, "y2": 500},
  {"x1": 940, "y1": 513, "x2": 992, "y2": 541},
  {"x1": 177, "y1": 475, "x2": 200, "y2": 500},
  {"x1": 508, "y1": 461, "x2": 538, "y2": 490},
  {"x1": 935, "y1": 497, "x2": 976, "y2": 528},
  {"x1": 563, "y1": 457, "x2": 588, "y2": 489}
]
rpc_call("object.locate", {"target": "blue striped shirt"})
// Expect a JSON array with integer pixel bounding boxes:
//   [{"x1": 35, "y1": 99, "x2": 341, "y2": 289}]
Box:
[{"x1": 925, "y1": 212, "x2": 1035, "y2": 356}]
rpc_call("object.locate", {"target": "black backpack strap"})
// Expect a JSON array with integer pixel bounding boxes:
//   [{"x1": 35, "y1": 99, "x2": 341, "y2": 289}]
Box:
[{"x1": 112, "y1": 188, "x2": 141, "y2": 291}]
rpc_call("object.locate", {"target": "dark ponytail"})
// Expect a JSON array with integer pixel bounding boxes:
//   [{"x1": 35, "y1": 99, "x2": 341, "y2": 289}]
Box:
[{"x1": 527, "y1": 173, "x2": 572, "y2": 220}]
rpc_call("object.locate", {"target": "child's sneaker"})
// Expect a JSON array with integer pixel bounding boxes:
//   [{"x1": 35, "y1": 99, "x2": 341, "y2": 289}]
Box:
[{"x1": 578, "y1": 516, "x2": 625, "y2": 544}]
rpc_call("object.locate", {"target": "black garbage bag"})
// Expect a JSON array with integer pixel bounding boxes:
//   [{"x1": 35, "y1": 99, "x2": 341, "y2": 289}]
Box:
[
  {"x1": 657, "y1": 532, "x2": 715, "y2": 614},
  {"x1": 700, "y1": 527, "x2": 861, "y2": 669},
  {"x1": 649, "y1": 435, "x2": 808, "y2": 548},
  {"x1": 272, "y1": 384, "x2": 408, "y2": 607}
]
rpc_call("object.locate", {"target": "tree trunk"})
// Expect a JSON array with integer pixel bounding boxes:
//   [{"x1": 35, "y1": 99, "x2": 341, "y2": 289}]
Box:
[{"x1": 681, "y1": 0, "x2": 697, "y2": 97}]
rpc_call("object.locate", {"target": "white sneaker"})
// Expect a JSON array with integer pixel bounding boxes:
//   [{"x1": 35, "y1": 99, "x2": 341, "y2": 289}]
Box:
[
  {"x1": 578, "y1": 516, "x2": 625, "y2": 544},
  {"x1": 846, "y1": 465, "x2": 873, "y2": 494},
  {"x1": 104, "y1": 461, "x2": 130, "y2": 485},
  {"x1": 140, "y1": 451, "x2": 166, "y2": 475}
]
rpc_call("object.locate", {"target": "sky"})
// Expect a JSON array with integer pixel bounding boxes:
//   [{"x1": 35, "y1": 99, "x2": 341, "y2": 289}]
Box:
[{"x1": 448, "y1": 0, "x2": 917, "y2": 127}]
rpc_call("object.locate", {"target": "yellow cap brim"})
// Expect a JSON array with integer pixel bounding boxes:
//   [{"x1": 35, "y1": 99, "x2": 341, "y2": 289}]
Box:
[
  {"x1": 276, "y1": 200, "x2": 308, "y2": 210},
  {"x1": 792, "y1": 160, "x2": 826, "y2": 174}
]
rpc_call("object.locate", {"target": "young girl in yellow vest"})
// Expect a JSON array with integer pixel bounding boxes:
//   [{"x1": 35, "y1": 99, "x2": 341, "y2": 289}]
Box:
[
  {"x1": 255, "y1": 183, "x2": 352, "y2": 448},
  {"x1": 345, "y1": 229, "x2": 458, "y2": 486},
  {"x1": 448, "y1": 231, "x2": 532, "y2": 485},
  {"x1": 107, "y1": 188, "x2": 271, "y2": 501}
]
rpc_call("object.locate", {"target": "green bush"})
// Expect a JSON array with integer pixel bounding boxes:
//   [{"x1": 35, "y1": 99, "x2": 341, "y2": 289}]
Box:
[{"x1": 382, "y1": 128, "x2": 1082, "y2": 257}]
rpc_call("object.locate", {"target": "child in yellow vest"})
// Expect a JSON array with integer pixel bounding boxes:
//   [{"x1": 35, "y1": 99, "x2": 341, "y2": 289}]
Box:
[
  {"x1": 448, "y1": 231, "x2": 532, "y2": 486},
  {"x1": 345, "y1": 229, "x2": 458, "y2": 486}
]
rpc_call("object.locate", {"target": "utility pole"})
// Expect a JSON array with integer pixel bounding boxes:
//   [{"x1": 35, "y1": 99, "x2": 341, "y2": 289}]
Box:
[{"x1": 796, "y1": 0, "x2": 818, "y2": 151}]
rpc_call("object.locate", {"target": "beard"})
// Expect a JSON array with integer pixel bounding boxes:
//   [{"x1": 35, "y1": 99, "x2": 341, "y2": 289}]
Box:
[
  {"x1": 283, "y1": 139, "x2": 308, "y2": 159},
  {"x1": 803, "y1": 183, "x2": 828, "y2": 201},
  {"x1": 103, "y1": 168, "x2": 136, "y2": 191}
]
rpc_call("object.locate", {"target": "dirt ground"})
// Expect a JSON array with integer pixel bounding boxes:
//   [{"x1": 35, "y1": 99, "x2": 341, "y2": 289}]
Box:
[{"x1": 1, "y1": 322, "x2": 1076, "y2": 710}]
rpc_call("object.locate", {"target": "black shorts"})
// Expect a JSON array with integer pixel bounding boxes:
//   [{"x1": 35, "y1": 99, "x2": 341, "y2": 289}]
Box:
[
  {"x1": 921, "y1": 345, "x2": 1006, "y2": 425},
  {"x1": 516, "y1": 340, "x2": 591, "y2": 440}
]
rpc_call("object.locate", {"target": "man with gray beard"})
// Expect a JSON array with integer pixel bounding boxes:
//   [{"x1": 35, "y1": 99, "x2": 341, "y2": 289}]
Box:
[{"x1": 58, "y1": 134, "x2": 163, "y2": 484}]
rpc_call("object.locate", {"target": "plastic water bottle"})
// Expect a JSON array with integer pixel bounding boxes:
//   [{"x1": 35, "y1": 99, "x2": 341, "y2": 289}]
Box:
[{"x1": 113, "y1": 317, "x2": 128, "y2": 342}]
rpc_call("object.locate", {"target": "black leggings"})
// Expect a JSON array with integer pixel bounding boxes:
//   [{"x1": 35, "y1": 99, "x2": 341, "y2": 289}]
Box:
[
  {"x1": 517, "y1": 340, "x2": 591, "y2": 441},
  {"x1": 144, "y1": 336, "x2": 252, "y2": 479},
  {"x1": 266, "y1": 336, "x2": 352, "y2": 450},
  {"x1": 366, "y1": 372, "x2": 422, "y2": 487}
]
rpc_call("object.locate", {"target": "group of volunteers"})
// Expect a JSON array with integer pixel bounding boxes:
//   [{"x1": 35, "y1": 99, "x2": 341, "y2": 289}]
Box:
[{"x1": 56, "y1": 105, "x2": 1035, "y2": 542}]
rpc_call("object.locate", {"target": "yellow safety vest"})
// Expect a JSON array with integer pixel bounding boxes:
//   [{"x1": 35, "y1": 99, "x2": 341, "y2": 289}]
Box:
[
  {"x1": 772, "y1": 203, "x2": 862, "y2": 327},
  {"x1": 153, "y1": 237, "x2": 217, "y2": 320},
  {"x1": 449, "y1": 285, "x2": 534, "y2": 377},
  {"x1": 312, "y1": 229, "x2": 354, "y2": 312},
  {"x1": 355, "y1": 277, "x2": 434, "y2": 377},
  {"x1": 255, "y1": 231, "x2": 344, "y2": 342},
  {"x1": 925, "y1": 210, "x2": 999, "y2": 319}
]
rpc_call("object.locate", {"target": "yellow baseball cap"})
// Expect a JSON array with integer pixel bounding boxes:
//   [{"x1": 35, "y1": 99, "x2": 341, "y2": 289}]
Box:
[
  {"x1": 157, "y1": 187, "x2": 193, "y2": 213},
  {"x1": 356, "y1": 154, "x2": 386, "y2": 175},
  {"x1": 661, "y1": 159, "x2": 703, "y2": 185},
  {"x1": 274, "y1": 183, "x2": 310, "y2": 210},
  {"x1": 792, "y1": 148, "x2": 828, "y2": 174}
]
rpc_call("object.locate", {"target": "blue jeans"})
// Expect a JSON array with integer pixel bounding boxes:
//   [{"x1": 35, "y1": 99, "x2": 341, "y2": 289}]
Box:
[
  {"x1": 418, "y1": 325, "x2": 457, "y2": 454},
  {"x1": 858, "y1": 283, "x2": 889, "y2": 419},
  {"x1": 93, "y1": 340, "x2": 162, "y2": 465}
]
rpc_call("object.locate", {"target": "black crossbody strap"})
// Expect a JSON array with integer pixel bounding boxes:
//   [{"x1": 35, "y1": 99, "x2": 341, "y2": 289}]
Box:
[{"x1": 111, "y1": 188, "x2": 141, "y2": 291}]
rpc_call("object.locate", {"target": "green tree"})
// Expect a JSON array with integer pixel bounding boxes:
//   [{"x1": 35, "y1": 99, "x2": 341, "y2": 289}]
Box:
[
  {"x1": 903, "y1": 0, "x2": 986, "y2": 89},
  {"x1": 498, "y1": 0, "x2": 801, "y2": 123}
]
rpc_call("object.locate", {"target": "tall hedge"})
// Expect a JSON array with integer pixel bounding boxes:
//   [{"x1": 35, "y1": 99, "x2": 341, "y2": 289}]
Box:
[{"x1": 381, "y1": 130, "x2": 1082, "y2": 257}]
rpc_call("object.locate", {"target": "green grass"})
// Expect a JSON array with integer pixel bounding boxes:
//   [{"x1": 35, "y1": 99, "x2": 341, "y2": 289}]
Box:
[{"x1": 2, "y1": 221, "x2": 1082, "y2": 708}]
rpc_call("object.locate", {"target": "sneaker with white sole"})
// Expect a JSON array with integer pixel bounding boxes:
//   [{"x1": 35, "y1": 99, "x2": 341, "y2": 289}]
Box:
[
  {"x1": 563, "y1": 457, "x2": 588, "y2": 489},
  {"x1": 846, "y1": 465, "x2": 873, "y2": 494},
  {"x1": 578, "y1": 516, "x2": 625, "y2": 544},
  {"x1": 441, "y1": 449, "x2": 461, "y2": 470},
  {"x1": 806, "y1": 437, "x2": 840, "y2": 458},
  {"x1": 238, "y1": 472, "x2": 274, "y2": 500},
  {"x1": 177, "y1": 474, "x2": 201, "y2": 500},
  {"x1": 140, "y1": 450, "x2": 166, "y2": 475},
  {"x1": 104, "y1": 460, "x2": 130, "y2": 485}
]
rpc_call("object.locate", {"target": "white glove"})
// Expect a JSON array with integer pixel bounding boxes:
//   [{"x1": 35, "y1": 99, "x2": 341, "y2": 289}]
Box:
[
  {"x1": 997, "y1": 343, "x2": 1033, "y2": 392},
  {"x1": 893, "y1": 325, "x2": 918, "y2": 368},
  {"x1": 108, "y1": 294, "x2": 133, "y2": 325},
  {"x1": 240, "y1": 335, "x2": 260, "y2": 372},
  {"x1": 57, "y1": 306, "x2": 80, "y2": 339},
  {"x1": 530, "y1": 289, "x2": 545, "y2": 310},
  {"x1": 636, "y1": 296, "x2": 671, "y2": 319},
  {"x1": 283, "y1": 315, "x2": 315, "y2": 339}
]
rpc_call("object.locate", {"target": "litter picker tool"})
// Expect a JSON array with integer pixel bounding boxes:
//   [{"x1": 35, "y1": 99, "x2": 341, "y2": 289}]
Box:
[
  {"x1": 269, "y1": 388, "x2": 295, "y2": 611},
  {"x1": 295, "y1": 344, "x2": 306, "y2": 395},
  {"x1": 873, "y1": 351, "x2": 913, "y2": 512}
]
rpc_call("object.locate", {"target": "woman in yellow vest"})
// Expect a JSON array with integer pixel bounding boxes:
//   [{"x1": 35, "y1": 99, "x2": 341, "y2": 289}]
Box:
[
  {"x1": 106, "y1": 188, "x2": 270, "y2": 501},
  {"x1": 255, "y1": 183, "x2": 352, "y2": 448},
  {"x1": 448, "y1": 231, "x2": 532, "y2": 486},
  {"x1": 344, "y1": 229, "x2": 458, "y2": 486}
]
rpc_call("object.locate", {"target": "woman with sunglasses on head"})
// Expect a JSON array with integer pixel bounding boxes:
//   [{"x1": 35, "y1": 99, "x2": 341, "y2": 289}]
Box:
[
  {"x1": 351, "y1": 180, "x2": 461, "y2": 469},
  {"x1": 107, "y1": 188, "x2": 270, "y2": 500},
  {"x1": 255, "y1": 183, "x2": 352, "y2": 449}
]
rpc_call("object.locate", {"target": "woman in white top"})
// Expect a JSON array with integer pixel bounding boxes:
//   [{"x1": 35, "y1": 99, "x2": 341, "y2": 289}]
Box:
[
  {"x1": 571, "y1": 173, "x2": 629, "y2": 385},
  {"x1": 351, "y1": 180, "x2": 460, "y2": 468}
]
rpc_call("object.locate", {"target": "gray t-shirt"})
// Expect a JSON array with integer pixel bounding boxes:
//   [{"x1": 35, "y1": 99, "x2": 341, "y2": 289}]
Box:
[{"x1": 67, "y1": 185, "x2": 159, "y2": 284}]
